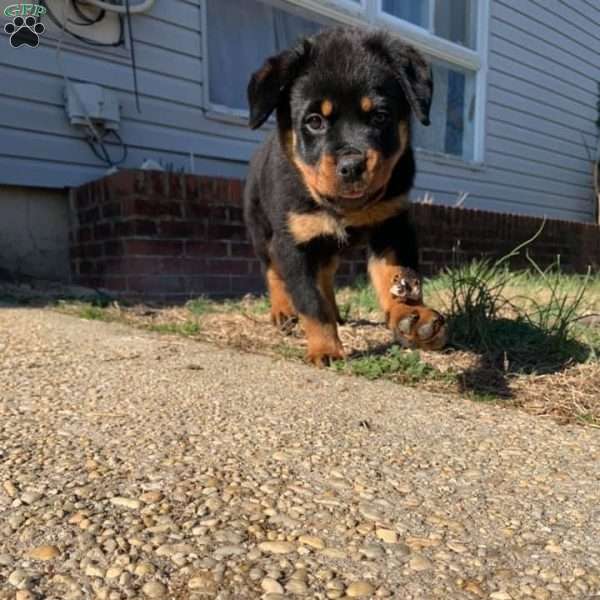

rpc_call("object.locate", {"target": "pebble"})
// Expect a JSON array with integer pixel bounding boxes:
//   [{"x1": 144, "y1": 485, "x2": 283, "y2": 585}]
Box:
[
  {"x1": 8, "y1": 569, "x2": 32, "y2": 589},
  {"x1": 3, "y1": 480, "x2": 17, "y2": 497},
  {"x1": 375, "y1": 528, "x2": 397, "y2": 544},
  {"x1": 321, "y1": 548, "x2": 347, "y2": 559},
  {"x1": 142, "y1": 580, "x2": 167, "y2": 598},
  {"x1": 85, "y1": 564, "x2": 104, "y2": 578},
  {"x1": 110, "y1": 497, "x2": 141, "y2": 510},
  {"x1": 359, "y1": 504, "x2": 385, "y2": 522},
  {"x1": 409, "y1": 555, "x2": 432, "y2": 571},
  {"x1": 156, "y1": 543, "x2": 194, "y2": 557},
  {"x1": 346, "y1": 581, "x2": 375, "y2": 598},
  {"x1": 15, "y1": 592, "x2": 35, "y2": 600},
  {"x1": 447, "y1": 541, "x2": 468, "y2": 554},
  {"x1": 361, "y1": 544, "x2": 385, "y2": 559},
  {"x1": 544, "y1": 541, "x2": 562, "y2": 554},
  {"x1": 249, "y1": 568, "x2": 265, "y2": 582},
  {"x1": 261, "y1": 577, "x2": 284, "y2": 594},
  {"x1": 188, "y1": 572, "x2": 216, "y2": 592},
  {"x1": 134, "y1": 562, "x2": 156, "y2": 576},
  {"x1": 213, "y1": 544, "x2": 245, "y2": 558},
  {"x1": 105, "y1": 567, "x2": 121, "y2": 579},
  {"x1": 27, "y1": 544, "x2": 60, "y2": 560},
  {"x1": 0, "y1": 553, "x2": 12, "y2": 566},
  {"x1": 298, "y1": 535, "x2": 325, "y2": 550},
  {"x1": 490, "y1": 593, "x2": 512, "y2": 600},
  {"x1": 140, "y1": 491, "x2": 163, "y2": 503},
  {"x1": 286, "y1": 579, "x2": 309, "y2": 594},
  {"x1": 21, "y1": 491, "x2": 42, "y2": 505},
  {"x1": 258, "y1": 541, "x2": 296, "y2": 555}
]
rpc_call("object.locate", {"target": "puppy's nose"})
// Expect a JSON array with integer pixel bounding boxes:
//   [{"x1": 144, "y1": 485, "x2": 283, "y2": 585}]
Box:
[{"x1": 336, "y1": 154, "x2": 366, "y2": 183}]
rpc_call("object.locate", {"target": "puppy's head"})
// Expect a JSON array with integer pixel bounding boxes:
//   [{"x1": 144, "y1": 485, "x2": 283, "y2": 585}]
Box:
[{"x1": 247, "y1": 27, "x2": 433, "y2": 206}]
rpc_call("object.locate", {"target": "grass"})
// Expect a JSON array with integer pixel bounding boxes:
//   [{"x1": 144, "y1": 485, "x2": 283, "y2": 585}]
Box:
[
  {"x1": 148, "y1": 321, "x2": 201, "y2": 336},
  {"x1": 39, "y1": 236, "x2": 600, "y2": 426},
  {"x1": 429, "y1": 258, "x2": 592, "y2": 373},
  {"x1": 333, "y1": 346, "x2": 437, "y2": 383}
]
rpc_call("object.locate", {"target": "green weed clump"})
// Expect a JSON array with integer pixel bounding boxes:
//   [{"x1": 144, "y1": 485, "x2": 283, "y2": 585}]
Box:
[
  {"x1": 431, "y1": 223, "x2": 594, "y2": 372},
  {"x1": 333, "y1": 346, "x2": 436, "y2": 383}
]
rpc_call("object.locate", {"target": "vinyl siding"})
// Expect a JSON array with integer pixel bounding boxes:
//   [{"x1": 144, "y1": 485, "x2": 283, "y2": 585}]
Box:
[
  {"x1": 0, "y1": 0, "x2": 598, "y2": 222},
  {"x1": 0, "y1": 0, "x2": 262, "y2": 187},
  {"x1": 412, "y1": 0, "x2": 599, "y2": 222}
]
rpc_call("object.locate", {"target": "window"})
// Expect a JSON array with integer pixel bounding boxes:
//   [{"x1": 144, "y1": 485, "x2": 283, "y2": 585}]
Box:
[
  {"x1": 206, "y1": 0, "x2": 324, "y2": 114},
  {"x1": 203, "y1": 0, "x2": 489, "y2": 162},
  {"x1": 382, "y1": 0, "x2": 428, "y2": 29}
]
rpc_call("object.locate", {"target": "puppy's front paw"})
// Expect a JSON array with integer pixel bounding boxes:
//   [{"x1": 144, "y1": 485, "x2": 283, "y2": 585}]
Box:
[
  {"x1": 303, "y1": 320, "x2": 345, "y2": 367},
  {"x1": 390, "y1": 268, "x2": 423, "y2": 304},
  {"x1": 306, "y1": 344, "x2": 345, "y2": 368},
  {"x1": 389, "y1": 304, "x2": 447, "y2": 351}
]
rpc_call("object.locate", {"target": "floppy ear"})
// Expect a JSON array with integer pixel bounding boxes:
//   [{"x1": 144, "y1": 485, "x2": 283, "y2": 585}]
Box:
[
  {"x1": 366, "y1": 33, "x2": 433, "y2": 126},
  {"x1": 247, "y1": 38, "x2": 312, "y2": 130}
]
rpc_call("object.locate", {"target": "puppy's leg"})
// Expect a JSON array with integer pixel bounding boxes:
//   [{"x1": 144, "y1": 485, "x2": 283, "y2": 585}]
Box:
[
  {"x1": 272, "y1": 238, "x2": 344, "y2": 366},
  {"x1": 317, "y1": 255, "x2": 344, "y2": 325},
  {"x1": 244, "y1": 188, "x2": 297, "y2": 329},
  {"x1": 368, "y1": 213, "x2": 447, "y2": 351},
  {"x1": 265, "y1": 263, "x2": 297, "y2": 330}
]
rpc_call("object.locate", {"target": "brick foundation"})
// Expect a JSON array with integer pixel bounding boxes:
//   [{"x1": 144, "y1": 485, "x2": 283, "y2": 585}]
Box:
[{"x1": 70, "y1": 170, "x2": 600, "y2": 301}]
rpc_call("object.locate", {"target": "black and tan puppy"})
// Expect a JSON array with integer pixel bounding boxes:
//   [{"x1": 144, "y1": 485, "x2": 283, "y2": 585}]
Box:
[{"x1": 244, "y1": 26, "x2": 447, "y2": 365}]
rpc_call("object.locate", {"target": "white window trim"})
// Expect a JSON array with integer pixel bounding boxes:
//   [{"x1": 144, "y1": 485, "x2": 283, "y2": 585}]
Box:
[{"x1": 201, "y1": 0, "x2": 490, "y2": 163}]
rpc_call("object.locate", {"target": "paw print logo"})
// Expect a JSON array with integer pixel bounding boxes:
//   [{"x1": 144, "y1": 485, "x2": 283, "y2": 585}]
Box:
[{"x1": 4, "y1": 16, "x2": 45, "y2": 48}]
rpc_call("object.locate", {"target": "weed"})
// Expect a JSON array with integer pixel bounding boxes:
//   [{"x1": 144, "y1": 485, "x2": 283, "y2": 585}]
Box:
[
  {"x1": 187, "y1": 295, "x2": 271, "y2": 317},
  {"x1": 149, "y1": 321, "x2": 201, "y2": 336},
  {"x1": 76, "y1": 304, "x2": 113, "y2": 322},
  {"x1": 430, "y1": 231, "x2": 595, "y2": 373},
  {"x1": 273, "y1": 343, "x2": 305, "y2": 360},
  {"x1": 334, "y1": 346, "x2": 436, "y2": 383},
  {"x1": 187, "y1": 297, "x2": 219, "y2": 316}
]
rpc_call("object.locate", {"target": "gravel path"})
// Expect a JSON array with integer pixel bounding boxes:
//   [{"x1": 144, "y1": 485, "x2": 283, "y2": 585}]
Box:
[{"x1": 1, "y1": 308, "x2": 599, "y2": 600}]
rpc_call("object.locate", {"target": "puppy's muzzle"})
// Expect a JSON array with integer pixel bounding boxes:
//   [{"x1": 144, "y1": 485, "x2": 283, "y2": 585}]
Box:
[{"x1": 336, "y1": 153, "x2": 366, "y2": 184}]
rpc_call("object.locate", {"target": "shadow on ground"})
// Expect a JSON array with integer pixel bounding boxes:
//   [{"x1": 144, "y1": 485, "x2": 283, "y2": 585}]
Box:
[{"x1": 448, "y1": 313, "x2": 592, "y2": 400}]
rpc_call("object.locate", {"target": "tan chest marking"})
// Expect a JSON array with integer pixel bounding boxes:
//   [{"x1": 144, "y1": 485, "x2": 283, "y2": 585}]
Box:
[
  {"x1": 288, "y1": 211, "x2": 348, "y2": 244},
  {"x1": 287, "y1": 196, "x2": 408, "y2": 245},
  {"x1": 343, "y1": 195, "x2": 408, "y2": 228}
]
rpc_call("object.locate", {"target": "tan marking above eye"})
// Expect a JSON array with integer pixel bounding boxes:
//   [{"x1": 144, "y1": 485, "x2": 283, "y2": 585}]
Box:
[
  {"x1": 321, "y1": 99, "x2": 333, "y2": 117},
  {"x1": 361, "y1": 97, "x2": 374, "y2": 112}
]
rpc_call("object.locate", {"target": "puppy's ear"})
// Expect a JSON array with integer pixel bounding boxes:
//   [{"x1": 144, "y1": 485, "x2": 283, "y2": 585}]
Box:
[
  {"x1": 366, "y1": 33, "x2": 433, "y2": 126},
  {"x1": 247, "y1": 38, "x2": 312, "y2": 130}
]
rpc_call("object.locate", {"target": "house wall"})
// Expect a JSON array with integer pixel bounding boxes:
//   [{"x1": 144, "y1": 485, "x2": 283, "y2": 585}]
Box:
[
  {"x1": 0, "y1": 0, "x2": 598, "y2": 223},
  {"x1": 0, "y1": 186, "x2": 70, "y2": 280}
]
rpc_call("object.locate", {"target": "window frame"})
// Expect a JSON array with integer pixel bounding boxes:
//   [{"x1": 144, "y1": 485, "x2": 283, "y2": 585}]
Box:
[{"x1": 201, "y1": 0, "x2": 490, "y2": 164}]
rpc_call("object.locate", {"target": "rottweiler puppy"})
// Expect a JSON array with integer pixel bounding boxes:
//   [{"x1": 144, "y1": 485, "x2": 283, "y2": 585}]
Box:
[{"x1": 244, "y1": 26, "x2": 447, "y2": 366}]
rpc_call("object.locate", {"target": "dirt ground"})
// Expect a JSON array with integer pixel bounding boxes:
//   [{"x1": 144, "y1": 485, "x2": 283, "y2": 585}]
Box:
[{"x1": 1, "y1": 273, "x2": 599, "y2": 427}]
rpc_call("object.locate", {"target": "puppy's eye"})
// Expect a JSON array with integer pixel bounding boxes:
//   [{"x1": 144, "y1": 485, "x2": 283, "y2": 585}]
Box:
[
  {"x1": 372, "y1": 111, "x2": 389, "y2": 125},
  {"x1": 305, "y1": 114, "x2": 327, "y2": 133}
]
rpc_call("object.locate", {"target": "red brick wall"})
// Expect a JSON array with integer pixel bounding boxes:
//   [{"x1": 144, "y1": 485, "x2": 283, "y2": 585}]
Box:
[{"x1": 70, "y1": 170, "x2": 600, "y2": 301}]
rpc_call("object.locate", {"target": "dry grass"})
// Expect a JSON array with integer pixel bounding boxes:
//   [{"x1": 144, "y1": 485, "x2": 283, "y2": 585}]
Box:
[
  {"x1": 50, "y1": 266, "x2": 600, "y2": 428},
  {"x1": 2, "y1": 261, "x2": 598, "y2": 427}
]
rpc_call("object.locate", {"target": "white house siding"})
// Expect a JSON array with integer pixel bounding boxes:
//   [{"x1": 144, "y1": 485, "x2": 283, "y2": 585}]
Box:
[
  {"x1": 0, "y1": 0, "x2": 261, "y2": 187},
  {"x1": 414, "y1": 0, "x2": 600, "y2": 222},
  {"x1": 0, "y1": 0, "x2": 598, "y2": 223}
]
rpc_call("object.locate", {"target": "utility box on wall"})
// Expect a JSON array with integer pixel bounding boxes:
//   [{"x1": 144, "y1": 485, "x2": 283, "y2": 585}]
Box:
[{"x1": 65, "y1": 84, "x2": 121, "y2": 131}]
